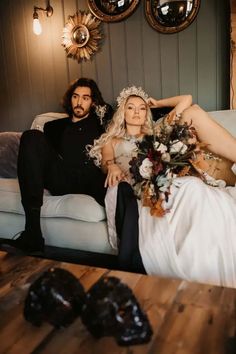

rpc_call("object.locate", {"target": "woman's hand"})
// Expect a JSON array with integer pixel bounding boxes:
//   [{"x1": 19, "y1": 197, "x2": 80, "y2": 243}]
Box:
[
  {"x1": 147, "y1": 95, "x2": 192, "y2": 114},
  {"x1": 147, "y1": 97, "x2": 160, "y2": 108},
  {"x1": 105, "y1": 164, "x2": 125, "y2": 188}
]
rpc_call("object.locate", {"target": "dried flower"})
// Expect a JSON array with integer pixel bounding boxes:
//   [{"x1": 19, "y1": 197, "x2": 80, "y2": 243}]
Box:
[
  {"x1": 139, "y1": 158, "x2": 153, "y2": 179},
  {"x1": 129, "y1": 119, "x2": 216, "y2": 217}
]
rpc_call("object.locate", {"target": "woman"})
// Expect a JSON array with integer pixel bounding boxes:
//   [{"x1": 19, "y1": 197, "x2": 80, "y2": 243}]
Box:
[{"x1": 90, "y1": 86, "x2": 236, "y2": 288}]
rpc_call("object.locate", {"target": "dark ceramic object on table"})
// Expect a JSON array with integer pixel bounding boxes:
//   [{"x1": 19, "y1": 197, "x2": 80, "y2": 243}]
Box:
[
  {"x1": 24, "y1": 267, "x2": 86, "y2": 328},
  {"x1": 81, "y1": 276, "x2": 153, "y2": 346}
]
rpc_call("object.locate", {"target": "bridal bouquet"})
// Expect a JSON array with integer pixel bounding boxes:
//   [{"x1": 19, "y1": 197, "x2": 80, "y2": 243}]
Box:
[{"x1": 129, "y1": 114, "x2": 209, "y2": 217}]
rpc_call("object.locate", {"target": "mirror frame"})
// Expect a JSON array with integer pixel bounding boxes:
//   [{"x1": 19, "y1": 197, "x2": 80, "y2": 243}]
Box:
[
  {"x1": 145, "y1": 0, "x2": 201, "y2": 34},
  {"x1": 62, "y1": 11, "x2": 102, "y2": 62},
  {"x1": 87, "y1": 0, "x2": 140, "y2": 22}
]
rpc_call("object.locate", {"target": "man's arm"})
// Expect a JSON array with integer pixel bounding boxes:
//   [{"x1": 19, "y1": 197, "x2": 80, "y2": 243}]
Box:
[{"x1": 43, "y1": 118, "x2": 68, "y2": 153}]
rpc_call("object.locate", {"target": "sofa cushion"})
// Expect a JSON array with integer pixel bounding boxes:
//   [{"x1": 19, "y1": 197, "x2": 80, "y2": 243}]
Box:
[
  {"x1": 0, "y1": 178, "x2": 106, "y2": 222},
  {"x1": 31, "y1": 112, "x2": 68, "y2": 131},
  {"x1": 209, "y1": 110, "x2": 236, "y2": 136},
  {"x1": 0, "y1": 132, "x2": 22, "y2": 178}
]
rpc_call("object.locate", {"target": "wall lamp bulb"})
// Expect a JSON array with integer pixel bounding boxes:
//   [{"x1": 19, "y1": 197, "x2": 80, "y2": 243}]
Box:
[
  {"x1": 32, "y1": 1, "x2": 53, "y2": 35},
  {"x1": 33, "y1": 9, "x2": 42, "y2": 35}
]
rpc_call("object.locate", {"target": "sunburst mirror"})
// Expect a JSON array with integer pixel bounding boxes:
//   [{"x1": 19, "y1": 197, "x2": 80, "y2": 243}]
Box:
[{"x1": 62, "y1": 11, "x2": 102, "y2": 61}]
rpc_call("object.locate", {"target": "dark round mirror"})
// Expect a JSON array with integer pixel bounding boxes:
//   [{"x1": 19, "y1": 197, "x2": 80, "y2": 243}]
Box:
[
  {"x1": 88, "y1": 0, "x2": 140, "y2": 22},
  {"x1": 145, "y1": 0, "x2": 201, "y2": 34},
  {"x1": 99, "y1": 0, "x2": 133, "y2": 15}
]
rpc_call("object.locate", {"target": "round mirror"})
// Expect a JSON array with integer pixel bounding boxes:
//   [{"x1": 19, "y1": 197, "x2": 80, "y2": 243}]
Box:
[
  {"x1": 62, "y1": 11, "x2": 102, "y2": 61},
  {"x1": 72, "y1": 25, "x2": 90, "y2": 48},
  {"x1": 88, "y1": 0, "x2": 140, "y2": 22},
  {"x1": 145, "y1": 0, "x2": 201, "y2": 34}
]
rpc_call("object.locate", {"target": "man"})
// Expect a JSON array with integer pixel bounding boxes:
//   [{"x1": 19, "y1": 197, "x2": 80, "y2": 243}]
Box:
[{"x1": 0, "y1": 78, "x2": 113, "y2": 254}]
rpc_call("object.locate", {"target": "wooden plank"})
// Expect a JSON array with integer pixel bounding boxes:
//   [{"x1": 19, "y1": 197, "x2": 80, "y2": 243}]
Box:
[
  {"x1": 216, "y1": 0, "x2": 230, "y2": 110},
  {"x1": 142, "y1": 5, "x2": 162, "y2": 99},
  {"x1": 160, "y1": 33, "x2": 180, "y2": 98},
  {"x1": 63, "y1": 0, "x2": 82, "y2": 82},
  {"x1": 45, "y1": 0, "x2": 68, "y2": 112},
  {"x1": 0, "y1": 314, "x2": 53, "y2": 354},
  {"x1": 178, "y1": 22, "x2": 198, "y2": 101},
  {"x1": 125, "y1": 3, "x2": 144, "y2": 87},
  {"x1": 109, "y1": 21, "x2": 128, "y2": 99},
  {"x1": 196, "y1": 0, "x2": 217, "y2": 110},
  {"x1": 230, "y1": 0, "x2": 236, "y2": 109},
  {"x1": 94, "y1": 22, "x2": 115, "y2": 105},
  {"x1": 1, "y1": 252, "x2": 236, "y2": 353}
]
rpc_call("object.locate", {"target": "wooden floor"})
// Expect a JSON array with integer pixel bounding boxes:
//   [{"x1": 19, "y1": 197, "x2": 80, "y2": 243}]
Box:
[{"x1": 1, "y1": 251, "x2": 236, "y2": 354}]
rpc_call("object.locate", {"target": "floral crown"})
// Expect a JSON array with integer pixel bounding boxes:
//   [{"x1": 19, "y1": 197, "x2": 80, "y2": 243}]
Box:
[{"x1": 116, "y1": 86, "x2": 149, "y2": 107}]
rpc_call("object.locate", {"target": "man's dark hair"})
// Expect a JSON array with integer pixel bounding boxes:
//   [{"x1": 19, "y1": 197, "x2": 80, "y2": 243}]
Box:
[{"x1": 62, "y1": 78, "x2": 106, "y2": 117}]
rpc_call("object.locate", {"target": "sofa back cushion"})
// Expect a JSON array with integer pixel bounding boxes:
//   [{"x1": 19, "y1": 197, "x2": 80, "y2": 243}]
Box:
[
  {"x1": 30, "y1": 112, "x2": 68, "y2": 131},
  {"x1": 0, "y1": 113, "x2": 68, "y2": 178}
]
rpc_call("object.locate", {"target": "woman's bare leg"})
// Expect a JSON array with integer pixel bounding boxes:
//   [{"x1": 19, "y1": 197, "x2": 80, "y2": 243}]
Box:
[{"x1": 181, "y1": 104, "x2": 236, "y2": 162}]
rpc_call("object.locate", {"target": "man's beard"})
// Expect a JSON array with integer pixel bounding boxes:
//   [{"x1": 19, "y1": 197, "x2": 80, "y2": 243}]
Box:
[{"x1": 73, "y1": 106, "x2": 90, "y2": 119}]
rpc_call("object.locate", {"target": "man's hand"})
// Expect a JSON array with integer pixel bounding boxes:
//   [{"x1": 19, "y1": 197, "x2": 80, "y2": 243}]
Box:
[{"x1": 105, "y1": 164, "x2": 125, "y2": 187}]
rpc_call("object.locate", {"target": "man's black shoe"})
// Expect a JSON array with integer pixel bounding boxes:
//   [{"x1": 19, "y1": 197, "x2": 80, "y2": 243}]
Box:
[{"x1": 0, "y1": 231, "x2": 45, "y2": 255}]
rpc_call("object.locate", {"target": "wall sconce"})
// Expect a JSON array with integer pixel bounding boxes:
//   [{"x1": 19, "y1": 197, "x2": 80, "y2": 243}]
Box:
[{"x1": 33, "y1": 1, "x2": 53, "y2": 35}]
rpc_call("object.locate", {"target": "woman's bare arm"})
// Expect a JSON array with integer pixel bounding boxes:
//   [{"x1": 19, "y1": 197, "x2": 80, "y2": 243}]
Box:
[
  {"x1": 102, "y1": 140, "x2": 125, "y2": 187},
  {"x1": 148, "y1": 95, "x2": 192, "y2": 115}
]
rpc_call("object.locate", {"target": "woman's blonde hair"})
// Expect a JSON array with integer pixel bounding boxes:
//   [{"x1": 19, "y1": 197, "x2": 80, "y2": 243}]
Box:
[{"x1": 89, "y1": 95, "x2": 155, "y2": 166}]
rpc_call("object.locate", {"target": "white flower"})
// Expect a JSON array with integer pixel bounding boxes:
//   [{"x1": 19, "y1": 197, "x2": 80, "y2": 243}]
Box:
[
  {"x1": 161, "y1": 152, "x2": 171, "y2": 162},
  {"x1": 139, "y1": 158, "x2": 153, "y2": 179},
  {"x1": 148, "y1": 183, "x2": 155, "y2": 196},
  {"x1": 170, "y1": 140, "x2": 188, "y2": 154},
  {"x1": 154, "y1": 142, "x2": 167, "y2": 154},
  {"x1": 156, "y1": 174, "x2": 172, "y2": 193}
]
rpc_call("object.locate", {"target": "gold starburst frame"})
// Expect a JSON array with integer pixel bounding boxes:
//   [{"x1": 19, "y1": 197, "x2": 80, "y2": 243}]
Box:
[{"x1": 62, "y1": 11, "x2": 102, "y2": 61}]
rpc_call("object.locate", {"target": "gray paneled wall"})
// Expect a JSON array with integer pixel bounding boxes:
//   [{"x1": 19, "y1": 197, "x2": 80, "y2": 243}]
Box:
[{"x1": 0, "y1": 0, "x2": 230, "y2": 131}]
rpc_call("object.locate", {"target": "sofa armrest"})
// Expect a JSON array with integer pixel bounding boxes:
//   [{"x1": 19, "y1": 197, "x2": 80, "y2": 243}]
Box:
[{"x1": 0, "y1": 132, "x2": 22, "y2": 178}]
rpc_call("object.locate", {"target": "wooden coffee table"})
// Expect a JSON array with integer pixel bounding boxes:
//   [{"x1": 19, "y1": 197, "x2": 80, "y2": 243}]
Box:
[{"x1": 0, "y1": 250, "x2": 236, "y2": 354}]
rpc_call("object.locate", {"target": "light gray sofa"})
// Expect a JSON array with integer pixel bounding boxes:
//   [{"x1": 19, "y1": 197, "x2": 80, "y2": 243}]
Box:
[
  {"x1": 0, "y1": 110, "x2": 235, "y2": 267},
  {"x1": 0, "y1": 113, "x2": 117, "y2": 267}
]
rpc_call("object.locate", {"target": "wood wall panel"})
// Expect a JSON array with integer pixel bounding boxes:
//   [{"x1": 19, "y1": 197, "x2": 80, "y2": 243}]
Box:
[
  {"x1": 109, "y1": 21, "x2": 128, "y2": 97},
  {"x1": 216, "y1": 0, "x2": 230, "y2": 109},
  {"x1": 95, "y1": 23, "x2": 114, "y2": 102},
  {"x1": 178, "y1": 23, "x2": 198, "y2": 101},
  {"x1": 197, "y1": 0, "x2": 217, "y2": 110},
  {"x1": 160, "y1": 34, "x2": 180, "y2": 97},
  {"x1": 230, "y1": 0, "x2": 236, "y2": 108},
  {"x1": 142, "y1": 20, "x2": 162, "y2": 99},
  {"x1": 125, "y1": 8, "x2": 144, "y2": 86},
  {"x1": 0, "y1": 0, "x2": 230, "y2": 131}
]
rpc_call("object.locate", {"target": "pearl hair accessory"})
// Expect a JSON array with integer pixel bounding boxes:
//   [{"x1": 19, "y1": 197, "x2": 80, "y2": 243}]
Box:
[{"x1": 116, "y1": 86, "x2": 149, "y2": 107}]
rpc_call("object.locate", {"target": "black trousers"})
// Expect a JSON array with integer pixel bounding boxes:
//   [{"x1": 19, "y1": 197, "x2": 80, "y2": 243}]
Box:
[
  {"x1": 115, "y1": 182, "x2": 146, "y2": 274},
  {"x1": 17, "y1": 130, "x2": 107, "y2": 209}
]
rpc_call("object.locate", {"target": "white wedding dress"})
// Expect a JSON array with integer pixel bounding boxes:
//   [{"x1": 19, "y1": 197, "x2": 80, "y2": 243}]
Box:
[{"x1": 105, "y1": 138, "x2": 236, "y2": 288}]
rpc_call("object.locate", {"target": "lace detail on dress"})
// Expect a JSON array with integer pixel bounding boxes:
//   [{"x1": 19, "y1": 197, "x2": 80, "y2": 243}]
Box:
[{"x1": 114, "y1": 139, "x2": 139, "y2": 184}]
